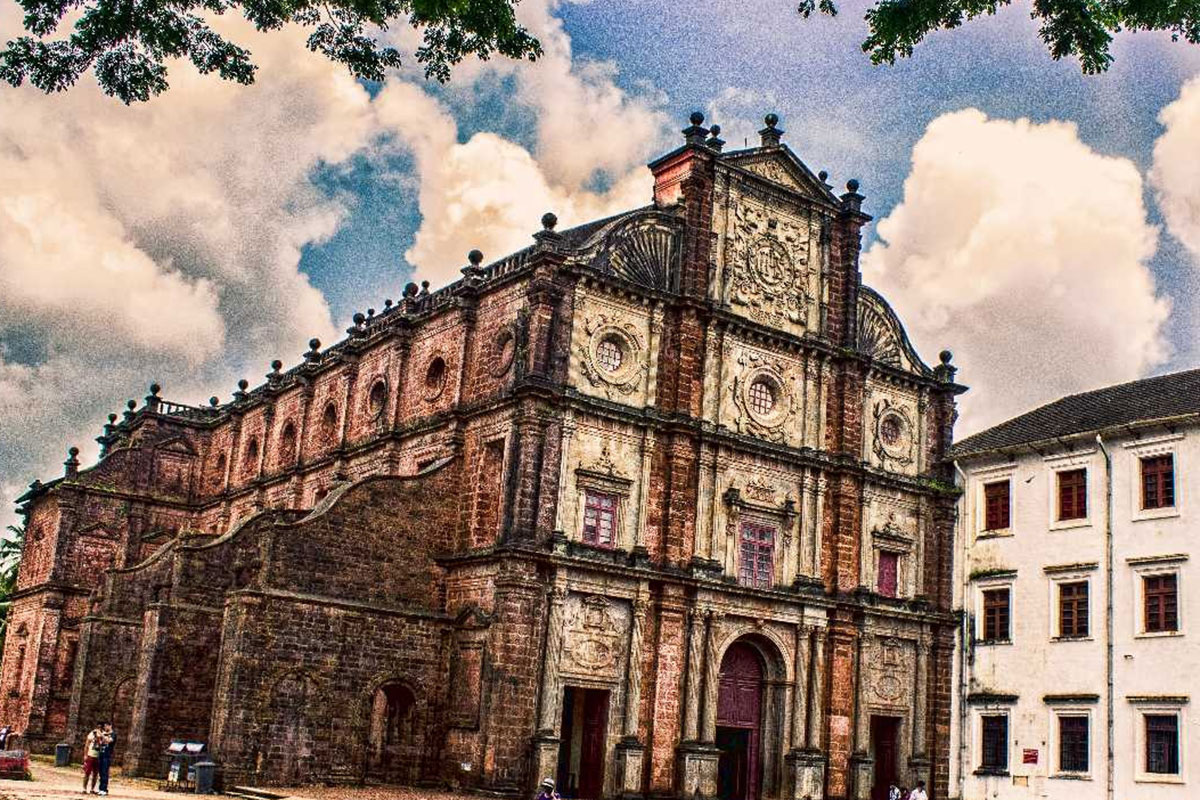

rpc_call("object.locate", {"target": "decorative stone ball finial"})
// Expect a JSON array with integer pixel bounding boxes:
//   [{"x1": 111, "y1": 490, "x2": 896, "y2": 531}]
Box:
[
  {"x1": 764, "y1": 113, "x2": 779, "y2": 129},
  {"x1": 420, "y1": 280, "x2": 430, "y2": 295},
  {"x1": 353, "y1": 312, "x2": 366, "y2": 326},
  {"x1": 403, "y1": 282, "x2": 419, "y2": 298},
  {"x1": 939, "y1": 350, "x2": 953, "y2": 365},
  {"x1": 818, "y1": 170, "x2": 828, "y2": 182},
  {"x1": 69, "y1": 446, "x2": 79, "y2": 457},
  {"x1": 846, "y1": 178, "x2": 860, "y2": 194},
  {"x1": 127, "y1": 399, "x2": 137, "y2": 411},
  {"x1": 384, "y1": 299, "x2": 393, "y2": 309},
  {"x1": 308, "y1": 338, "x2": 321, "y2": 351},
  {"x1": 149, "y1": 383, "x2": 161, "y2": 396},
  {"x1": 541, "y1": 212, "x2": 558, "y2": 231},
  {"x1": 690, "y1": 111, "x2": 705, "y2": 126},
  {"x1": 709, "y1": 124, "x2": 721, "y2": 136},
  {"x1": 209, "y1": 397, "x2": 219, "y2": 407},
  {"x1": 64, "y1": 446, "x2": 80, "y2": 476},
  {"x1": 237, "y1": 379, "x2": 249, "y2": 391},
  {"x1": 468, "y1": 249, "x2": 484, "y2": 266},
  {"x1": 367, "y1": 308, "x2": 375, "y2": 318},
  {"x1": 271, "y1": 359, "x2": 283, "y2": 373},
  {"x1": 108, "y1": 413, "x2": 118, "y2": 423}
]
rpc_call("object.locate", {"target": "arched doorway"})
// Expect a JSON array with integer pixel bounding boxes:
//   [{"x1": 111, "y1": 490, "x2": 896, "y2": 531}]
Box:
[
  {"x1": 716, "y1": 641, "x2": 765, "y2": 800},
  {"x1": 366, "y1": 682, "x2": 416, "y2": 783},
  {"x1": 109, "y1": 676, "x2": 136, "y2": 763}
]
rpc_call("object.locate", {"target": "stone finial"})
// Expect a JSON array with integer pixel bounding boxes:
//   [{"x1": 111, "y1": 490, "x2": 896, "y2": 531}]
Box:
[
  {"x1": 541, "y1": 212, "x2": 558, "y2": 231},
  {"x1": 304, "y1": 338, "x2": 321, "y2": 363},
  {"x1": 682, "y1": 110, "x2": 710, "y2": 146},
  {"x1": 840, "y1": 178, "x2": 864, "y2": 213},
  {"x1": 234, "y1": 378, "x2": 249, "y2": 401},
  {"x1": 123, "y1": 399, "x2": 137, "y2": 421},
  {"x1": 349, "y1": 311, "x2": 367, "y2": 337},
  {"x1": 268, "y1": 360, "x2": 283, "y2": 383},
  {"x1": 468, "y1": 249, "x2": 483, "y2": 266},
  {"x1": 935, "y1": 349, "x2": 958, "y2": 383},
  {"x1": 145, "y1": 382, "x2": 162, "y2": 410},
  {"x1": 367, "y1": 307, "x2": 375, "y2": 318},
  {"x1": 420, "y1": 281, "x2": 430, "y2": 296},
  {"x1": 534, "y1": 211, "x2": 564, "y2": 250},
  {"x1": 403, "y1": 282, "x2": 418, "y2": 298},
  {"x1": 706, "y1": 123, "x2": 725, "y2": 152},
  {"x1": 462, "y1": 249, "x2": 486, "y2": 281},
  {"x1": 384, "y1": 298, "x2": 393, "y2": 310},
  {"x1": 64, "y1": 446, "x2": 80, "y2": 477},
  {"x1": 818, "y1": 170, "x2": 831, "y2": 187},
  {"x1": 209, "y1": 396, "x2": 220, "y2": 407},
  {"x1": 759, "y1": 113, "x2": 783, "y2": 147}
]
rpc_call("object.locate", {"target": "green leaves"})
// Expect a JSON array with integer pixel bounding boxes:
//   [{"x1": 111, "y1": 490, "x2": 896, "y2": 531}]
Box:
[
  {"x1": 805, "y1": 0, "x2": 1200, "y2": 72},
  {"x1": 0, "y1": 0, "x2": 541, "y2": 102}
]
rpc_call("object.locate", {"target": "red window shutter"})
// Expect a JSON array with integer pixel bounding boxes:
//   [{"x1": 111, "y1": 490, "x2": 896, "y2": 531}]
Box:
[
  {"x1": 984, "y1": 481, "x2": 1010, "y2": 530},
  {"x1": 1057, "y1": 469, "x2": 1087, "y2": 521},
  {"x1": 877, "y1": 552, "x2": 899, "y2": 598},
  {"x1": 1142, "y1": 455, "x2": 1176, "y2": 510}
]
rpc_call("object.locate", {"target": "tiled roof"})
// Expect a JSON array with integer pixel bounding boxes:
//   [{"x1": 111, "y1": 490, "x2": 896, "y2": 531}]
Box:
[{"x1": 953, "y1": 368, "x2": 1200, "y2": 456}]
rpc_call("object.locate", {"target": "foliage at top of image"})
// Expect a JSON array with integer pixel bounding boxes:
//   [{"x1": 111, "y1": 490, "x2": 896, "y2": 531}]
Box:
[
  {"x1": 800, "y1": 0, "x2": 1200, "y2": 74},
  {"x1": 1, "y1": 0, "x2": 1197, "y2": 103},
  {"x1": 0, "y1": 0, "x2": 542, "y2": 103}
]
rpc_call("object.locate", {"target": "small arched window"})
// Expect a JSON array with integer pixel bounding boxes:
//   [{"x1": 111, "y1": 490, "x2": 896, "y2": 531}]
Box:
[
  {"x1": 278, "y1": 421, "x2": 297, "y2": 466},
  {"x1": 320, "y1": 403, "x2": 339, "y2": 448},
  {"x1": 368, "y1": 380, "x2": 387, "y2": 422},
  {"x1": 424, "y1": 357, "x2": 446, "y2": 399},
  {"x1": 213, "y1": 453, "x2": 227, "y2": 489}
]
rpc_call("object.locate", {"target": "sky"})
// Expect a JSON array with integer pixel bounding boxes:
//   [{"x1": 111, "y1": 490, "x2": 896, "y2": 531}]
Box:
[{"x1": 2, "y1": 0, "x2": 1200, "y2": 527}]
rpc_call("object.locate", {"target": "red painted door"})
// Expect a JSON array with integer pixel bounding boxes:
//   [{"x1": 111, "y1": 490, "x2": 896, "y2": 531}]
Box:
[
  {"x1": 578, "y1": 690, "x2": 609, "y2": 799},
  {"x1": 871, "y1": 716, "x2": 901, "y2": 800},
  {"x1": 717, "y1": 643, "x2": 764, "y2": 800}
]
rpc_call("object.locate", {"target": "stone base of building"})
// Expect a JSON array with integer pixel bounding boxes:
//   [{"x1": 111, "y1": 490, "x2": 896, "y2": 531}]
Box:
[
  {"x1": 785, "y1": 747, "x2": 826, "y2": 800},
  {"x1": 676, "y1": 742, "x2": 720, "y2": 799},
  {"x1": 531, "y1": 732, "x2": 560, "y2": 788},
  {"x1": 850, "y1": 751, "x2": 874, "y2": 800},
  {"x1": 614, "y1": 736, "x2": 645, "y2": 798},
  {"x1": 907, "y1": 754, "x2": 931, "y2": 792}
]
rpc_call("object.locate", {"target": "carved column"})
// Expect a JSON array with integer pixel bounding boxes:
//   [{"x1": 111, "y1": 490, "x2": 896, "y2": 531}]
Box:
[
  {"x1": 682, "y1": 609, "x2": 704, "y2": 741},
  {"x1": 552, "y1": 413, "x2": 577, "y2": 534},
  {"x1": 634, "y1": 433, "x2": 655, "y2": 555},
  {"x1": 812, "y1": 475, "x2": 827, "y2": 582},
  {"x1": 700, "y1": 610, "x2": 723, "y2": 742},
  {"x1": 851, "y1": 633, "x2": 874, "y2": 800},
  {"x1": 807, "y1": 627, "x2": 824, "y2": 749},
  {"x1": 785, "y1": 624, "x2": 826, "y2": 800},
  {"x1": 791, "y1": 623, "x2": 809, "y2": 747},
  {"x1": 533, "y1": 585, "x2": 568, "y2": 784},
  {"x1": 678, "y1": 608, "x2": 721, "y2": 799},
  {"x1": 800, "y1": 472, "x2": 818, "y2": 578},
  {"x1": 695, "y1": 449, "x2": 717, "y2": 562},
  {"x1": 616, "y1": 591, "x2": 649, "y2": 797},
  {"x1": 908, "y1": 631, "x2": 932, "y2": 789}
]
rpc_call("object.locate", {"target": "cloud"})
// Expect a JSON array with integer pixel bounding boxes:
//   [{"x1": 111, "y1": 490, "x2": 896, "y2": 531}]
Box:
[
  {"x1": 1151, "y1": 74, "x2": 1200, "y2": 263},
  {"x1": 862, "y1": 108, "x2": 1170, "y2": 436}
]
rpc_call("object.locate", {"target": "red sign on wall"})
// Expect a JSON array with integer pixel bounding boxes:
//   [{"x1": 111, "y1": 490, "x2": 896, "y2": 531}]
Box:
[{"x1": 1022, "y1": 749, "x2": 1039, "y2": 764}]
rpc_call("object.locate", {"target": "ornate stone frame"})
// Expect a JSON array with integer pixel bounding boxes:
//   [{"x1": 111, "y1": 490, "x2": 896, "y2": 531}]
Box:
[
  {"x1": 872, "y1": 397, "x2": 915, "y2": 470},
  {"x1": 579, "y1": 314, "x2": 647, "y2": 397},
  {"x1": 575, "y1": 449, "x2": 634, "y2": 550},
  {"x1": 722, "y1": 485, "x2": 798, "y2": 588}
]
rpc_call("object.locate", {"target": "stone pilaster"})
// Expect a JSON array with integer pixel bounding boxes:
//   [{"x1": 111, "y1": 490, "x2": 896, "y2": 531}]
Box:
[{"x1": 532, "y1": 584, "x2": 567, "y2": 783}]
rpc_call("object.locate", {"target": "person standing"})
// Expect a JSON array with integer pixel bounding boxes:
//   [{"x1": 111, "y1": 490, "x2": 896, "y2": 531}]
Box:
[
  {"x1": 82, "y1": 725, "x2": 102, "y2": 794},
  {"x1": 97, "y1": 722, "x2": 115, "y2": 796},
  {"x1": 535, "y1": 777, "x2": 561, "y2": 800},
  {"x1": 909, "y1": 780, "x2": 928, "y2": 800}
]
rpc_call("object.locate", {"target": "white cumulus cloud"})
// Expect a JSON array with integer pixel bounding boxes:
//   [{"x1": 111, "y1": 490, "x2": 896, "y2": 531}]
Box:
[
  {"x1": 863, "y1": 109, "x2": 1170, "y2": 436},
  {"x1": 1151, "y1": 74, "x2": 1200, "y2": 264}
]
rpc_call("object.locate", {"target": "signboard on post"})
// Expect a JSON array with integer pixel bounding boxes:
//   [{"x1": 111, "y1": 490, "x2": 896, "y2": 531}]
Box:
[{"x1": 1023, "y1": 748, "x2": 1039, "y2": 765}]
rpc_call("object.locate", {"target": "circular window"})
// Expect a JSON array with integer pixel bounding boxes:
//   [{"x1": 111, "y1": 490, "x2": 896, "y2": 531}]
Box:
[
  {"x1": 595, "y1": 336, "x2": 624, "y2": 372},
  {"x1": 880, "y1": 415, "x2": 902, "y2": 446},
  {"x1": 748, "y1": 379, "x2": 776, "y2": 416},
  {"x1": 425, "y1": 357, "x2": 446, "y2": 398}
]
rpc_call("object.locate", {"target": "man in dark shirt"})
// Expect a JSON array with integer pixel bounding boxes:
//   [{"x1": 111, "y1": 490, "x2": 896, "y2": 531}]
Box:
[{"x1": 97, "y1": 722, "x2": 115, "y2": 796}]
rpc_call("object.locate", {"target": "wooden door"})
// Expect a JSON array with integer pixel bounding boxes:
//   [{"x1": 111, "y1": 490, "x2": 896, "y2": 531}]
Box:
[
  {"x1": 871, "y1": 716, "x2": 900, "y2": 800},
  {"x1": 717, "y1": 643, "x2": 764, "y2": 800},
  {"x1": 578, "y1": 690, "x2": 609, "y2": 799}
]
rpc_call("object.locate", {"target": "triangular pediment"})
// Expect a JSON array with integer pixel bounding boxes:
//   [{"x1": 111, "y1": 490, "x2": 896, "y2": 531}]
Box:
[
  {"x1": 722, "y1": 147, "x2": 838, "y2": 205},
  {"x1": 155, "y1": 436, "x2": 197, "y2": 456}
]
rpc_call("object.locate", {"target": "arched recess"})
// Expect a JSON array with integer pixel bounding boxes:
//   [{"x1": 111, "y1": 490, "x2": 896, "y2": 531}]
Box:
[
  {"x1": 714, "y1": 633, "x2": 789, "y2": 800},
  {"x1": 363, "y1": 679, "x2": 420, "y2": 784},
  {"x1": 109, "y1": 674, "x2": 137, "y2": 761},
  {"x1": 261, "y1": 670, "x2": 320, "y2": 785}
]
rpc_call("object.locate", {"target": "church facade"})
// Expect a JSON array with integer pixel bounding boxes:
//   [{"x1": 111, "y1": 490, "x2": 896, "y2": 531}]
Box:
[{"x1": 1, "y1": 113, "x2": 963, "y2": 800}]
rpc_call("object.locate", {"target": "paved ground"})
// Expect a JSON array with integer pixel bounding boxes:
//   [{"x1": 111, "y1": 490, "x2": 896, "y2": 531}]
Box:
[{"x1": 0, "y1": 759, "x2": 463, "y2": 800}]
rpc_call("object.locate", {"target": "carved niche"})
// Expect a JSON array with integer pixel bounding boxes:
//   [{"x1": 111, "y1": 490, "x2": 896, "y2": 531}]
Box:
[
  {"x1": 729, "y1": 350, "x2": 796, "y2": 444},
  {"x1": 724, "y1": 198, "x2": 814, "y2": 332},
  {"x1": 561, "y1": 594, "x2": 629, "y2": 681},
  {"x1": 872, "y1": 398, "x2": 915, "y2": 471},
  {"x1": 868, "y1": 636, "x2": 913, "y2": 708}
]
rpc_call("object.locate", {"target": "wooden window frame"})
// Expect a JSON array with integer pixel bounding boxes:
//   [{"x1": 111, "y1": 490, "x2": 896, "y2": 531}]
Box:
[
  {"x1": 877, "y1": 550, "x2": 900, "y2": 598},
  {"x1": 979, "y1": 713, "x2": 1009, "y2": 773},
  {"x1": 1141, "y1": 454, "x2": 1176, "y2": 511},
  {"x1": 1143, "y1": 573, "x2": 1179, "y2": 634},
  {"x1": 1056, "y1": 468, "x2": 1088, "y2": 522},
  {"x1": 983, "y1": 480, "x2": 1011, "y2": 532},
  {"x1": 1057, "y1": 713, "x2": 1090, "y2": 774},
  {"x1": 981, "y1": 587, "x2": 1011, "y2": 643},
  {"x1": 1144, "y1": 713, "x2": 1180, "y2": 776},
  {"x1": 1058, "y1": 580, "x2": 1090, "y2": 639},
  {"x1": 581, "y1": 490, "x2": 619, "y2": 549},
  {"x1": 738, "y1": 521, "x2": 776, "y2": 589}
]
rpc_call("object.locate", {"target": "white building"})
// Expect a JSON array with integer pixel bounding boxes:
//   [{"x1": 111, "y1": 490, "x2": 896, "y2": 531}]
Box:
[{"x1": 949, "y1": 370, "x2": 1200, "y2": 800}]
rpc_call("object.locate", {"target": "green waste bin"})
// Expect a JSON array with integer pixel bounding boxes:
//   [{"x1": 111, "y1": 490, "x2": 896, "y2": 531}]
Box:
[
  {"x1": 54, "y1": 743, "x2": 71, "y2": 768},
  {"x1": 194, "y1": 760, "x2": 216, "y2": 794}
]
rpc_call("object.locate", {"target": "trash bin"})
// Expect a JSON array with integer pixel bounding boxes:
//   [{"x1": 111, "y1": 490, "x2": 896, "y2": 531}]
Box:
[
  {"x1": 193, "y1": 761, "x2": 216, "y2": 794},
  {"x1": 55, "y1": 742, "x2": 71, "y2": 768}
]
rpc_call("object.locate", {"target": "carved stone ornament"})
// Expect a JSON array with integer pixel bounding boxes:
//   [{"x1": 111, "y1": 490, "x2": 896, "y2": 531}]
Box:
[
  {"x1": 725, "y1": 199, "x2": 813, "y2": 330},
  {"x1": 744, "y1": 476, "x2": 775, "y2": 503},
  {"x1": 873, "y1": 398, "x2": 914, "y2": 469},
  {"x1": 730, "y1": 351, "x2": 793, "y2": 442},
  {"x1": 583, "y1": 445, "x2": 624, "y2": 479},
  {"x1": 489, "y1": 324, "x2": 517, "y2": 377},
  {"x1": 743, "y1": 159, "x2": 804, "y2": 192},
  {"x1": 563, "y1": 595, "x2": 623, "y2": 677},
  {"x1": 871, "y1": 638, "x2": 908, "y2": 704},
  {"x1": 578, "y1": 314, "x2": 647, "y2": 397}
]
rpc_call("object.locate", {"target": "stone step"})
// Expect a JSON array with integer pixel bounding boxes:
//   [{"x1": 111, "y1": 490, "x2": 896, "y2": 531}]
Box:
[{"x1": 226, "y1": 788, "x2": 289, "y2": 800}]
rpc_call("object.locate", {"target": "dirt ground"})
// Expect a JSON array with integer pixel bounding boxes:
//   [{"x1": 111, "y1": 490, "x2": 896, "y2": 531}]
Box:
[{"x1": 0, "y1": 758, "x2": 467, "y2": 800}]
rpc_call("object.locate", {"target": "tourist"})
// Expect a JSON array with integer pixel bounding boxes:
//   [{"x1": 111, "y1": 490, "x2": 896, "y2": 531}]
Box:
[
  {"x1": 97, "y1": 722, "x2": 116, "y2": 796},
  {"x1": 888, "y1": 783, "x2": 901, "y2": 800},
  {"x1": 535, "y1": 777, "x2": 561, "y2": 800},
  {"x1": 909, "y1": 780, "x2": 928, "y2": 800},
  {"x1": 82, "y1": 724, "x2": 103, "y2": 794}
]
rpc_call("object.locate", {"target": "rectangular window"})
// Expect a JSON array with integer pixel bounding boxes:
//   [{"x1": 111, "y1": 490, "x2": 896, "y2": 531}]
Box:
[
  {"x1": 1059, "y1": 715, "x2": 1089, "y2": 773},
  {"x1": 982, "y1": 588, "x2": 1011, "y2": 642},
  {"x1": 1145, "y1": 714, "x2": 1180, "y2": 775},
  {"x1": 1142, "y1": 455, "x2": 1176, "y2": 510},
  {"x1": 877, "y1": 551, "x2": 899, "y2": 598},
  {"x1": 980, "y1": 715, "x2": 1008, "y2": 771},
  {"x1": 582, "y1": 491, "x2": 618, "y2": 547},
  {"x1": 1144, "y1": 574, "x2": 1179, "y2": 633},
  {"x1": 738, "y1": 522, "x2": 775, "y2": 589},
  {"x1": 1059, "y1": 581, "x2": 1090, "y2": 638},
  {"x1": 984, "y1": 480, "x2": 1010, "y2": 531},
  {"x1": 1057, "y1": 469, "x2": 1087, "y2": 521}
]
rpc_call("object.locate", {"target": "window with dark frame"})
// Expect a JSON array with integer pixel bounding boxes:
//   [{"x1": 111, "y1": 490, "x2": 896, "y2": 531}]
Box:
[
  {"x1": 582, "y1": 491, "x2": 618, "y2": 548},
  {"x1": 1057, "y1": 468, "x2": 1087, "y2": 521},
  {"x1": 980, "y1": 714, "x2": 1008, "y2": 771},
  {"x1": 1058, "y1": 715, "x2": 1089, "y2": 773},
  {"x1": 983, "y1": 480, "x2": 1010, "y2": 531},
  {"x1": 738, "y1": 522, "x2": 775, "y2": 589},
  {"x1": 981, "y1": 588, "x2": 1011, "y2": 642},
  {"x1": 1058, "y1": 581, "x2": 1090, "y2": 638},
  {"x1": 877, "y1": 551, "x2": 899, "y2": 598},
  {"x1": 1141, "y1": 454, "x2": 1176, "y2": 510},
  {"x1": 1144, "y1": 573, "x2": 1179, "y2": 633},
  {"x1": 1145, "y1": 714, "x2": 1180, "y2": 775}
]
